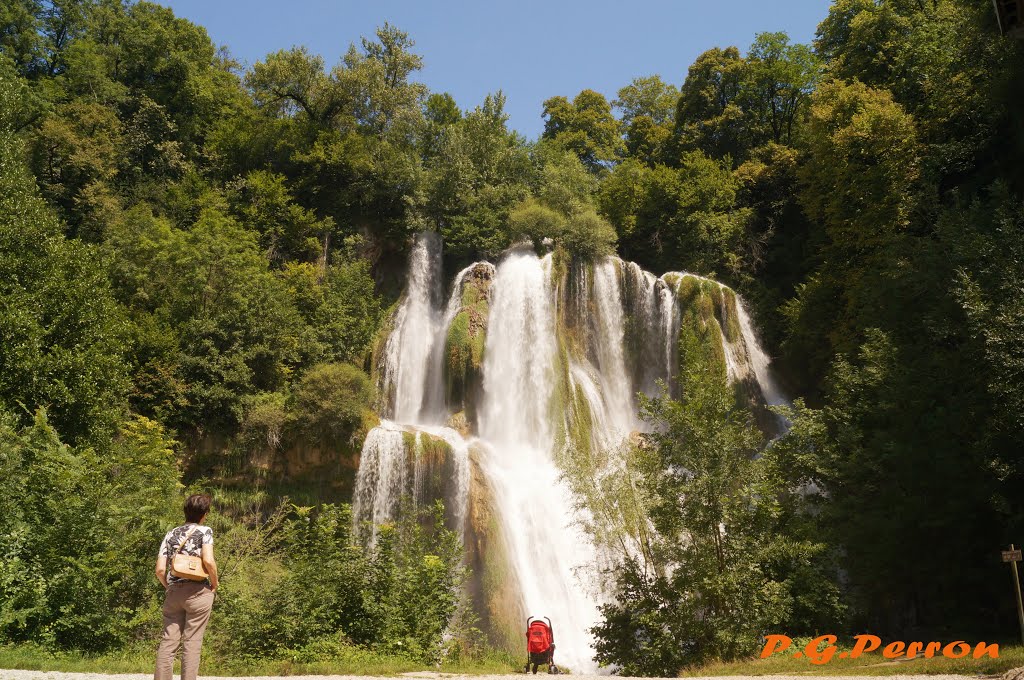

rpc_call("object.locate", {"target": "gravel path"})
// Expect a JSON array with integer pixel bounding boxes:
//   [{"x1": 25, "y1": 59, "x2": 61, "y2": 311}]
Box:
[{"x1": 0, "y1": 671, "x2": 993, "y2": 680}]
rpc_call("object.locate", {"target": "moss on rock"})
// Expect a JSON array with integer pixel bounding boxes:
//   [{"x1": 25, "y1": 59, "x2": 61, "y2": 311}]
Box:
[
  {"x1": 412, "y1": 430, "x2": 459, "y2": 530},
  {"x1": 368, "y1": 301, "x2": 400, "y2": 412},
  {"x1": 446, "y1": 410, "x2": 470, "y2": 436},
  {"x1": 675, "y1": 275, "x2": 728, "y2": 382},
  {"x1": 444, "y1": 263, "x2": 494, "y2": 431},
  {"x1": 719, "y1": 286, "x2": 743, "y2": 344}
]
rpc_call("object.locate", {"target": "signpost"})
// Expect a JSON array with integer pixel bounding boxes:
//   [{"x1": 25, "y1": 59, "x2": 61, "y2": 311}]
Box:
[{"x1": 1004, "y1": 544, "x2": 1024, "y2": 646}]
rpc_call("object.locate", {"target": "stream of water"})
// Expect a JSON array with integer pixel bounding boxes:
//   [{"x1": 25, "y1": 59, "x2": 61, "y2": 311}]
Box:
[{"x1": 352, "y1": 233, "x2": 789, "y2": 671}]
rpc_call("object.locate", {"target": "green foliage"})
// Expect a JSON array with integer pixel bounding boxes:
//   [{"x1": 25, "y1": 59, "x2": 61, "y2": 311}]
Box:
[
  {"x1": 426, "y1": 92, "x2": 533, "y2": 260},
  {"x1": 598, "y1": 152, "x2": 748, "y2": 276},
  {"x1": 542, "y1": 89, "x2": 623, "y2": 172},
  {"x1": 674, "y1": 46, "x2": 747, "y2": 161},
  {"x1": 242, "y1": 23, "x2": 428, "y2": 245},
  {"x1": 0, "y1": 409, "x2": 180, "y2": 651},
  {"x1": 731, "y1": 143, "x2": 811, "y2": 348},
  {"x1": 226, "y1": 171, "x2": 329, "y2": 265},
  {"x1": 216, "y1": 501, "x2": 466, "y2": 664},
  {"x1": 742, "y1": 33, "x2": 819, "y2": 147},
  {"x1": 799, "y1": 79, "x2": 919, "y2": 247},
  {"x1": 506, "y1": 198, "x2": 566, "y2": 247},
  {"x1": 105, "y1": 205, "x2": 303, "y2": 430},
  {"x1": 281, "y1": 256, "x2": 385, "y2": 365},
  {"x1": 503, "y1": 147, "x2": 616, "y2": 259},
  {"x1": 289, "y1": 363, "x2": 375, "y2": 449},
  {"x1": 591, "y1": 326, "x2": 840, "y2": 675},
  {"x1": 768, "y1": 327, "x2": 998, "y2": 634},
  {"x1": 673, "y1": 34, "x2": 818, "y2": 165},
  {"x1": 614, "y1": 75, "x2": 679, "y2": 128},
  {"x1": 614, "y1": 76, "x2": 678, "y2": 166},
  {"x1": 559, "y1": 208, "x2": 618, "y2": 260},
  {"x1": 0, "y1": 72, "x2": 129, "y2": 444}
]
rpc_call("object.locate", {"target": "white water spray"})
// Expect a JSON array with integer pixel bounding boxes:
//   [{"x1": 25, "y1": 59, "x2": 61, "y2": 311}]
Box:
[
  {"x1": 735, "y1": 297, "x2": 790, "y2": 428},
  {"x1": 380, "y1": 232, "x2": 443, "y2": 423},
  {"x1": 355, "y1": 233, "x2": 791, "y2": 671},
  {"x1": 477, "y1": 249, "x2": 602, "y2": 672}
]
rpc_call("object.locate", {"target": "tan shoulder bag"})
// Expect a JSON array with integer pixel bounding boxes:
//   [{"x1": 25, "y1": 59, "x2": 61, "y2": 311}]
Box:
[{"x1": 169, "y1": 526, "x2": 209, "y2": 582}]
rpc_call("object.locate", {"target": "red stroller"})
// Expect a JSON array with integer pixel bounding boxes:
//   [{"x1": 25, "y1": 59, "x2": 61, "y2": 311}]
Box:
[{"x1": 524, "y1": 616, "x2": 559, "y2": 674}]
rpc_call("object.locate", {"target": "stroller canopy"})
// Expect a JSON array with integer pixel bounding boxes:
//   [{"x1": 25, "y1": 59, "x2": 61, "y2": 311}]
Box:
[{"x1": 527, "y1": 619, "x2": 553, "y2": 653}]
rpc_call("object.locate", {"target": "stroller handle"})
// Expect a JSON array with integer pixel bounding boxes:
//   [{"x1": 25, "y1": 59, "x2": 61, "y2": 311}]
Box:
[{"x1": 525, "y1": 616, "x2": 554, "y2": 636}]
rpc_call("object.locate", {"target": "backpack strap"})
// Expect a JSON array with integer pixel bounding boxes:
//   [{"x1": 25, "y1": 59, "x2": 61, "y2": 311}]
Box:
[{"x1": 175, "y1": 525, "x2": 201, "y2": 555}]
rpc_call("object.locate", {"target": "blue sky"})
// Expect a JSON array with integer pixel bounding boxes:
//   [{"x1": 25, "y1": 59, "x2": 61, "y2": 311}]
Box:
[{"x1": 162, "y1": 0, "x2": 833, "y2": 140}]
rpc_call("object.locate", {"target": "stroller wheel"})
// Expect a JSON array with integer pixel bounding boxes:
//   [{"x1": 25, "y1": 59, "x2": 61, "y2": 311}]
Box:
[{"x1": 549, "y1": 665, "x2": 558, "y2": 674}]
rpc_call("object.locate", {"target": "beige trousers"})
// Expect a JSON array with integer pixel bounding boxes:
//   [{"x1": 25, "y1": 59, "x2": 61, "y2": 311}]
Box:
[{"x1": 154, "y1": 581, "x2": 215, "y2": 680}]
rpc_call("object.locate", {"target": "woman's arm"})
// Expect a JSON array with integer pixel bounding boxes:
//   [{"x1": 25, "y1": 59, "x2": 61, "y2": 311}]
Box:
[
  {"x1": 201, "y1": 543, "x2": 219, "y2": 591},
  {"x1": 155, "y1": 554, "x2": 168, "y2": 588}
]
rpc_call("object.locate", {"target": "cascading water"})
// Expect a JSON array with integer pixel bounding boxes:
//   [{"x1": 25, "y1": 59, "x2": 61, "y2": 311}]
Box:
[
  {"x1": 354, "y1": 233, "x2": 789, "y2": 671},
  {"x1": 590, "y1": 259, "x2": 638, "y2": 439},
  {"x1": 475, "y1": 249, "x2": 602, "y2": 672},
  {"x1": 379, "y1": 232, "x2": 444, "y2": 423},
  {"x1": 352, "y1": 421, "x2": 409, "y2": 543},
  {"x1": 355, "y1": 232, "x2": 471, "y2": 543},
  {"x1": 735, "y1": 298, "x2": 789, "y2": 415}
]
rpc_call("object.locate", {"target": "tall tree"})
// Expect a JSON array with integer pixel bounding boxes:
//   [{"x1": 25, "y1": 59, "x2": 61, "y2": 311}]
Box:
[
  {"x1": 615, "y1": 75, "x2": 679, "y2": 166},
  {"x1": 592, "y1": 323, "x2": 840, "y2": 676},
  {"x1": 0, "y1": 63, "x2": 129, "y2": 444},
  {"x1": 673, "y1": 46, "x2": 747, "y2": 162},
  {"x1": 542, "y1": 89, "x2": 623, "y2": 172},
  {"x1": 741, "y1": 32, "x2": 818, "y2": 146}
]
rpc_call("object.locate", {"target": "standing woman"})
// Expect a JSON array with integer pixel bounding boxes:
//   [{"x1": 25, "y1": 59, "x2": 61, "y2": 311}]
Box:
[{"x1": 154, "y1": 493, "x2": 219, "y2": 680}]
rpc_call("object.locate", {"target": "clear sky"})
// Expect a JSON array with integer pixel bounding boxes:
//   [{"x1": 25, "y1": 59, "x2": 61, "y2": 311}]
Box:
[{"x1": 161, "y1": 0, "x2": 834, "y2": 140}]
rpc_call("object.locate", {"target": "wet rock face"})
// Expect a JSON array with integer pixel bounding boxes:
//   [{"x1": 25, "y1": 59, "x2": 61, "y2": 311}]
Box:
[
  {"x1": 444, "y1": 263, "x2": 495, "y2": 432},
  {"x1": 464, "y1": 445, "x2": 525, "y2": 653},
  {"x1": 446, "y1": 410, "x2": 470, "y2": 436}
]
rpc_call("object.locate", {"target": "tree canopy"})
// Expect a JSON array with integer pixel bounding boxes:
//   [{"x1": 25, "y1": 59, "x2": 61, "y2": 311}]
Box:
[{"x1": 2, "y1": 0, "x2": 1024, "y2": 672}]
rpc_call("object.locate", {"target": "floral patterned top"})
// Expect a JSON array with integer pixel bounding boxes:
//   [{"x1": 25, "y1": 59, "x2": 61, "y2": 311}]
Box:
[{"x1": 158, "y1": 523, "x2": 214, "y2": 585}]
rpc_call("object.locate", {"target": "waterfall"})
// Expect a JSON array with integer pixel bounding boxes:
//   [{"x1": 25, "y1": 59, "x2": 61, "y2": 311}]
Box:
[
  {"x1": 735, "y1": 298, "x2": 788, "y2": 413},
  {"x1": 354, "y1": 232, "x2": 790, "y2": 671},
  {"x1": 357, "y1": 233, "x2": 472, "y2": 543},
  {"x1": 352, "y1": 421, "x2": 409, "y2": 543},
  {"x1": 478, "y1": 248, "x2": 558, "y2": 451},
  {"x1": 476, "y1": 249, "x2": 602, "y2": 672},
  {"x1": 421, "y1": 262, "x2": 483, "y2": 423},
  {"x1": 590, "y1": 258, "x2": 637, "y2": 439},
  {"x1": 379, "y1": 232, "x2": 444, "y2": 423}
]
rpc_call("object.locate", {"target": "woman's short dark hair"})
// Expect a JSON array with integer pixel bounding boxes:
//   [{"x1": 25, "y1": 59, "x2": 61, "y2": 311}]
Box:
[{"x1": 184, "y1": 494, "x2": 211, "y2": 523}]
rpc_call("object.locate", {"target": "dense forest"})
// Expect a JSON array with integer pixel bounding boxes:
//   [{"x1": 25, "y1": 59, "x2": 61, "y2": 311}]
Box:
[{"x1": 1, "y1": 0, "x2": 1024, "y2": 673}]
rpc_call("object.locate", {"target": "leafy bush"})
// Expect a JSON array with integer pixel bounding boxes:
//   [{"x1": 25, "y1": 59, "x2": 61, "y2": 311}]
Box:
[
  {"x1": 561, "y1": 209, "x2": 617, "y2": 260},
  {"x1": 507, "y1": 199, "x2": 615, "y2": 260},
  {"x1": 214, "y1": 501, "x2": 466, "y2": 664},
  {"x1": 289, "y1": 363, "x2": 375, "y2": 449},
  {"x1": 286, "y1": 257, "x2": 386, "y2": 365},
  {"x1": 239, "y1": 391, "x2": 289, "y2": 452},
  {"x1": 0, "y1": 409, "x2": 180, "y2": 651},
  {"x1": 507, "y1": 198, "x2": 566, "y2": 248}
]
